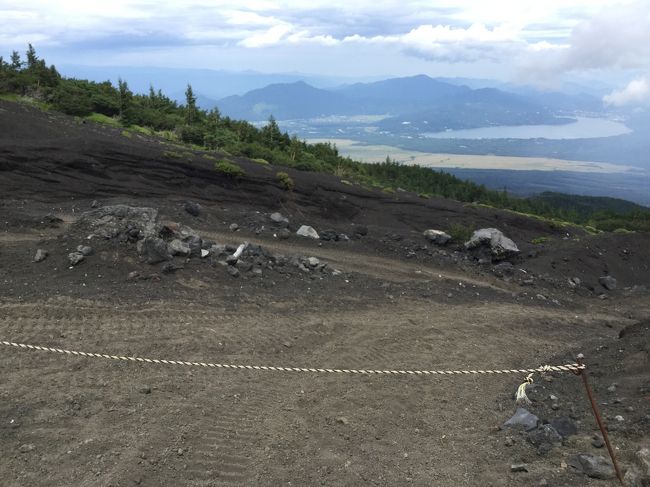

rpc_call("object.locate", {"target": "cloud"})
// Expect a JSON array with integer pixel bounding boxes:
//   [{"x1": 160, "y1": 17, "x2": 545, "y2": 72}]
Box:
[{"x1": 603, "y1": 77, "x2": 650, "y2": 106}]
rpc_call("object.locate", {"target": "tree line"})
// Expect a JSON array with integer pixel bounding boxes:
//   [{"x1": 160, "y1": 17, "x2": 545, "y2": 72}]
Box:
[{"x1": 1, "y1": 45, "x2": 648, "y2": 233}]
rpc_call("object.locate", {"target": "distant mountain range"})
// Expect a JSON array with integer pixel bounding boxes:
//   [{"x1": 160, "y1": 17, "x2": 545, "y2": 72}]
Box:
[{"x1": 216, "y1": 75, "x2": 594, "y2": 131}]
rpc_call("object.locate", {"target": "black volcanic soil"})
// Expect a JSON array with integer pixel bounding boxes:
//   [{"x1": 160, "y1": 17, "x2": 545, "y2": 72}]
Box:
[{"x1": 0, "y1": 99, "x2": 648, "y2": 486}]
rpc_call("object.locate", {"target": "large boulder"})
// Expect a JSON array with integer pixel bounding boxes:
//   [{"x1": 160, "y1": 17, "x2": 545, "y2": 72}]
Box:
[
  {"x1": 423, "y1": 229, "x2": 451, "y2": 245},
  {"x1": 465, "y1": 228, "x2": 519, "y2": 260},
  {"x1": 296, "y1": 225, "x2": 319, "y2": 239},
  {"x1": 137, "y1": 237, "x2": 172, "y2": 264},
  {"x1": 77, "y1": 205, "x2": 159, "y2": 240}
]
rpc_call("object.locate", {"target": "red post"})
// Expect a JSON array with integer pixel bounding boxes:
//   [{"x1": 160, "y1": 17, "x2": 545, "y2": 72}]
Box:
[{"x1": 573, "y1": 354, "x2": 624, "y2": 486}]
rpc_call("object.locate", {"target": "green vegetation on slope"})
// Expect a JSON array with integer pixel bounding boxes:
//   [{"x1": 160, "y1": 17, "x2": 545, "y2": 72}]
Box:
[{"x1": 1, "y1": 45, "x2": 649, "y2": 232}]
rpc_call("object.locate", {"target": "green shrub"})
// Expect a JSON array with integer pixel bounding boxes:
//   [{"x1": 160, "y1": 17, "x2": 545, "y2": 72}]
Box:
[
  {"x1": 252, "y1": 158, "x2": 270, "y2": 165},
  {"x1": 276, "y1": 171, "x2": 294, "y2": 191},
  {"x1": 215, "y1": 160, "x2": 246, "y2": 178},
  {"x1": 531, "y1": 236, "x2": 549, "y2": 244},
  {"x1": 85, "y1": 113, "x2": 120, "y2": 126},
  {"x1": 448, "y1": 223, "x2": 473, "y2": 243},
  {"x1": 121, "y1": 130, "x2": 133, "y2": 138}
]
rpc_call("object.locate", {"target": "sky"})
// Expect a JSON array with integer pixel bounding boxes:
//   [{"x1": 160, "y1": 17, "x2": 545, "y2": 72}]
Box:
[{"x1": 1, "y1": 0, "x2": 649, "y2": 103}]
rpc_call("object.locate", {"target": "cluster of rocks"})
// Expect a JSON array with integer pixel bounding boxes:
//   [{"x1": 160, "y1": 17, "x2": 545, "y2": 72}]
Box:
[
  {"x1": 502, "y1": 407, "x2": 618, "y2": 481},
  {"x1": 66, "y1": 205, "x2": 341, "y2": 280},
  {"x1": 269, "y1": 212, "x2": 360, "y2": 242}
]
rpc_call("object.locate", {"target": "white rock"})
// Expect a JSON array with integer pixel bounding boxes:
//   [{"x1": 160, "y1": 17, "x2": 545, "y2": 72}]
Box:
[
  {"x1": 423, "y1": 229, "x2": 451, "y2": 245},
  {"x1": 296, "y1": 225, "x2": 319, "y2": 239}
]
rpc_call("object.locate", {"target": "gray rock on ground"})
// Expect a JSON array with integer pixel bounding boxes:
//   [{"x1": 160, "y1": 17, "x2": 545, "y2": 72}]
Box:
[
  {"x1": 548, "y1": 417, "x2": 577, "y2": 438},
  {"x1": 624, "y1": 448, "x2": 650, "y2": 486},
  {"x1": 567, "y1": 453, "x2": 616, "y2": 480},
  {"x1": 270, "y1": 212, "x2": 289, "y2": 227},
  {"x1": 465, "y1": 228, "x2": 519, "y2": 259},
  {"x1": 527, "y1": 424, "x2": 563, "y2": 454},
  {"x1": 599, "y1": 275, "x2": 617, "y2": 290},
  {"x1": 33, "y1": 249, "x2": 48, "y2": 262},
  {"x1": 77, "y1": 205, "x2": 159, "y2": 239},
  {"x1": 277, "y1": 228, "x2": 291, "y2": 240},
  {"x1": 168, "y1": 239, "x2": 191, "y2": 256},
  {"x1": 137, "y1": 237, "x2": 172, "y2": 264},
  {"x1": 423, "y1": 229, "x2": 451, "y2": 245},
  {"x1": 68, "y1": 252, "x2": 85, "y2": 266},
  {"x1": 184, "y1": 201, "x2": 201, "y2": 217},
  {"x1": 503, "y1": 408, "x2": 539, "y2": 431},
  {"x1": 76, "y1": 245, "x2": 93, "y2": 256},
  {"x1": 296, "y1": 225, "x2": 319, "y2": 239}
]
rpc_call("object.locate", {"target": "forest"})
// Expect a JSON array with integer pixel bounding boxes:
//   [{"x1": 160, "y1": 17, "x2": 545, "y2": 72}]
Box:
[{"x1": 1, "y1": 45, "x2": 649, "y2": 233}]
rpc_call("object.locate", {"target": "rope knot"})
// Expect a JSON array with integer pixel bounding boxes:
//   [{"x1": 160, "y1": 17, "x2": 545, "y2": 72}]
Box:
[{"x1": 515, "y1": 373, "x2": 534, "y2": 406}]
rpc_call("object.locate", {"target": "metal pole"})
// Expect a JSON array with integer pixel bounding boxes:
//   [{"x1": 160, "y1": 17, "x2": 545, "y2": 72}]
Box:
[{"x1": 573, "y1": 354, "x2": 624, "y2": 486}]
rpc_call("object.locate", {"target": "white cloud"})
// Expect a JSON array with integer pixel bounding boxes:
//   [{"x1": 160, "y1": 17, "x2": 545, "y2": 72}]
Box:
[{"x1": 603, "y1": 77, "x2": 650, "y2": 106}]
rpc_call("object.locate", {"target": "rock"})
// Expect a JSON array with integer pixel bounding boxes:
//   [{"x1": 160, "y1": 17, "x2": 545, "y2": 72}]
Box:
[
  {"x1": 139, "y1": 386, "x2": 152, "y2": 394},
  {"x1": 504, "y1": 436, "x2": 515, "y2": 447},
  {"x1": 68, "y1": 252, "x2": 85, "y2": 266},
  {"x1": 297, "y1": 225, "x2": 319, "y2": 239},
  {"x1": 353, "y1": 225, "x2": 368, "y2": 237},
  {"x1": 19, "y1": 444, "x2": 35, "y2": 453},
  {"x1": 277, "y1": 228, "x2": 291, "y2": 240},
  {"x1": 137, "y1": 237, "x2": 172, "y2": 264},
  {"x1": 127, "y1": 271, "x2": 140, "y2": 281},
  {"x1": 307, "y1": 257, "x2": 320, "y2": 267},
  {"x1": 201, "y1": 249, "x2": 209, "y2": 258},
  {"x1": 526, "y1": 424, "x2": 563, "y2": 454},
  {"x1": 423, "y1": 229, "x2": 451, "y2": 245},
  {"x1": 548, "y1": 417, "x2": 577, "y2": 438},
  {"x1": 91, "y1": 199, "x2": 99, "y2": 208},
  {"x1": 465, "y1": 228, "x2": 520, "y2": 259},
  {"x1": 185, "y1": 235, "x2": 203, "y2": 257},
  {"x1": 76, "y1": 245, "x2": 93, "y2": 256},
  {"x1": 226, "y1": 254, "x2": 238, "y2": 265},
  {"x1": 591, "y1": 435, "x2": 604, "y2": 448},
  {"x1": 336, "y1": 416, "x2": 349, "y2": 425},
  {"x1": 568, "y1": 277, "x2": 581, "y2": 288},
  {"x1": 270, "y1": 212, "x2": 289, "y2": 227},
  {"x1": 229, "y1": 223, "x2": 239, "y2": 232},
  {"x1": 510, "y1": 464, "x2": 528, "y2": 472},
  {"x1": 493, "y1": 261, "x2": 514, "y2": 277},
  {"x1": 184, "y1": 201, "x2": 201, "y2": 217},
  {"x1": 636, "y1": 448, "x2": 650, "y2": 476},
  {"x1": 320, "y1": 229, "x2": 339, "y2": 241},
  {"x1": 599, "y1": 275, "x2": 617, "y2": 290},
  {"x1": 161, "y1": 262, "x2": 183, "y2": 274},
  {"x1": 567, "y1": 453, "x2": 615, "y2": 480},
  {"x1": 33, "y1": 249, "x2": 48, "y2": 262},
  {"x1": 227, "y1": 265, "x2": 239, "y2": 277},
  {"x1": 503, "y1": 408, "x2": 539, "y2": 432},
  {"x1": 76, "y1": 205, "x2": 159, "y2": 240},
  {"x1": 614, "y1": 415, "x2": 624, "y2": 422}
]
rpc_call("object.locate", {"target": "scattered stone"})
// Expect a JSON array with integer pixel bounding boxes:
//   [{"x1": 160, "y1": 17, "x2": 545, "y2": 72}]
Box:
[
  {"x1": 229, "y1": 223, "x2": 239, "y2": 232},
  {"x1": 607, "y1": 384, "x2": 617, "y2": 393},
  {"x1": 526, "y1": 424, "x2": 563, "y2": 454},
  {"x1": 504, "y1": 436, "x2": 515, "y2": 447},
  {"x1": 493, "y1": 261, "x2": 514, "y2": 277},
  {"x1": 568, "y1": 277, "x2": 581, "y2": 288},
  {"x1": 270, "y1": 212, "x2": 289, "y2": 227},
  {"x1": 161, "y1": 262, "x2": 184, "y2": 274},
  {"x1": 139, "y1": 386, "x2": 152, "y2": 394},
  {"x1": 614, "y1": 415, "x2": 624, "y2": 422},
  {"x1": 549, "y1": 394, "x2": 558, "y2": 401},
  {"x1": 503, "y1": 408, "x2": 539, "y2": 432},
  {"x1": 510, "y1": 464, "x2": 528, "y2": 473},
  {"x1": 423, "y1": 229, "x2": 451, "y2": 245},
  {"x1": 137, "y1": 237, "x2": 172, "y2": 264},
  {"x1": 599, "y1": 275, "x2": 617, "y2": 291},
  {"x1": 33, "y1": 249, "x2": 48, "y2": 262},
  {"x1": 19, "y1": 444, "x2": 35, "y2": 453},
  {"x1": 567, "y1": 453, "x2": 615, "y2": 480},
  {"x1": 185, "y1": 235, "x2": 203, "y2": 256},
  {"x1": 307, "y1": 257, "x2": 320, "y2": 267},
  {"x1": 76, "y1": 245, "x2": 93, "y2": 256},
  {"x1": 168, "y1": 238, "x2": 190, "y2": 257},
  {"x1": 68, "y1": 252, "x2": 85, "y2": 266},
  {"x1": 296, "y1": 225, "x2": 319, "y2": 239},
  {"x1": 548, "y1": 417, "x2": 577, "y2": 438},
  {"x1": 227, "y1": 266, "x2": 239, "y2": 277},
  {"x1": 353, "y1": 225, "x2": 368, "y2": 237},
  {"x1": 184, "y1": 201, "x2": 201, "y2": 217},
  {"x1": 465, "y1": 228, "x2": 520, "y2": 260},
  {"x1": 591, "y1": 435, "x2": 604, "y2": 448},
  {"x1": 201, "y1": 249, "x2": 209, "y2": 258},
  {"x1": 226, "y1": 254, "x2": 238, "y2": 265},
  {"x1": 336, "y1": 417, "x2": 349, "y2": 425},
  {"x1": 277, "y1": 228, "x2": 291, "y2": 240},
  {"x1": 320, "y1": 229, "x2": 339, "y2": 241},
  {"x1": 252, "y1": 267, "x2": 263, "y2": 276},
  {"x1": 91, "y1": 199, "x2": 99, "y2": 208},
  {"x1": 127, "y1": 271, "x2": 140, "y2": 281}
]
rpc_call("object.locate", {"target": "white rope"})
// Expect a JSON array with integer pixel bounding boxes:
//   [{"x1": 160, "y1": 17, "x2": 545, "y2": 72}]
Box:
[{"x1": 1, "y1": 340, "x2": 584, "y2": 377}]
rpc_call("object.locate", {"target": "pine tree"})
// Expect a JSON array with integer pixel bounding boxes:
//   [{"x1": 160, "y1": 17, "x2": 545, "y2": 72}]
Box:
[
  {"x1": 10, "y1": 51, "x2": 21, "y2": 70},
  {"x1": 185, "y1": 84, "x2": 197, "y2": 124},
  {"x1": 26, "y1": 44, "x2": 37, "y2": 68}
]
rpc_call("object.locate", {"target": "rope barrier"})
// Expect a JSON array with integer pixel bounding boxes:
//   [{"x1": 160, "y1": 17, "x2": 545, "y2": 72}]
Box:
[{"x1": 1, "y1": 340, "x2": 584, "y2": 377}]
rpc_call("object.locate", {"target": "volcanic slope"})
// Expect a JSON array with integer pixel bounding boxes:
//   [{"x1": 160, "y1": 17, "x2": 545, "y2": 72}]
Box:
[{"x1": 1, "y1": 99, "x2": 649, "y2": 486}]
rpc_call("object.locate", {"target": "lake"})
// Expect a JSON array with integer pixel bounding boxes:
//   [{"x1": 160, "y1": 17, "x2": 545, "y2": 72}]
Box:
[{"x1": 422, "y1": 117, "x2": 631, "y2": 140}]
